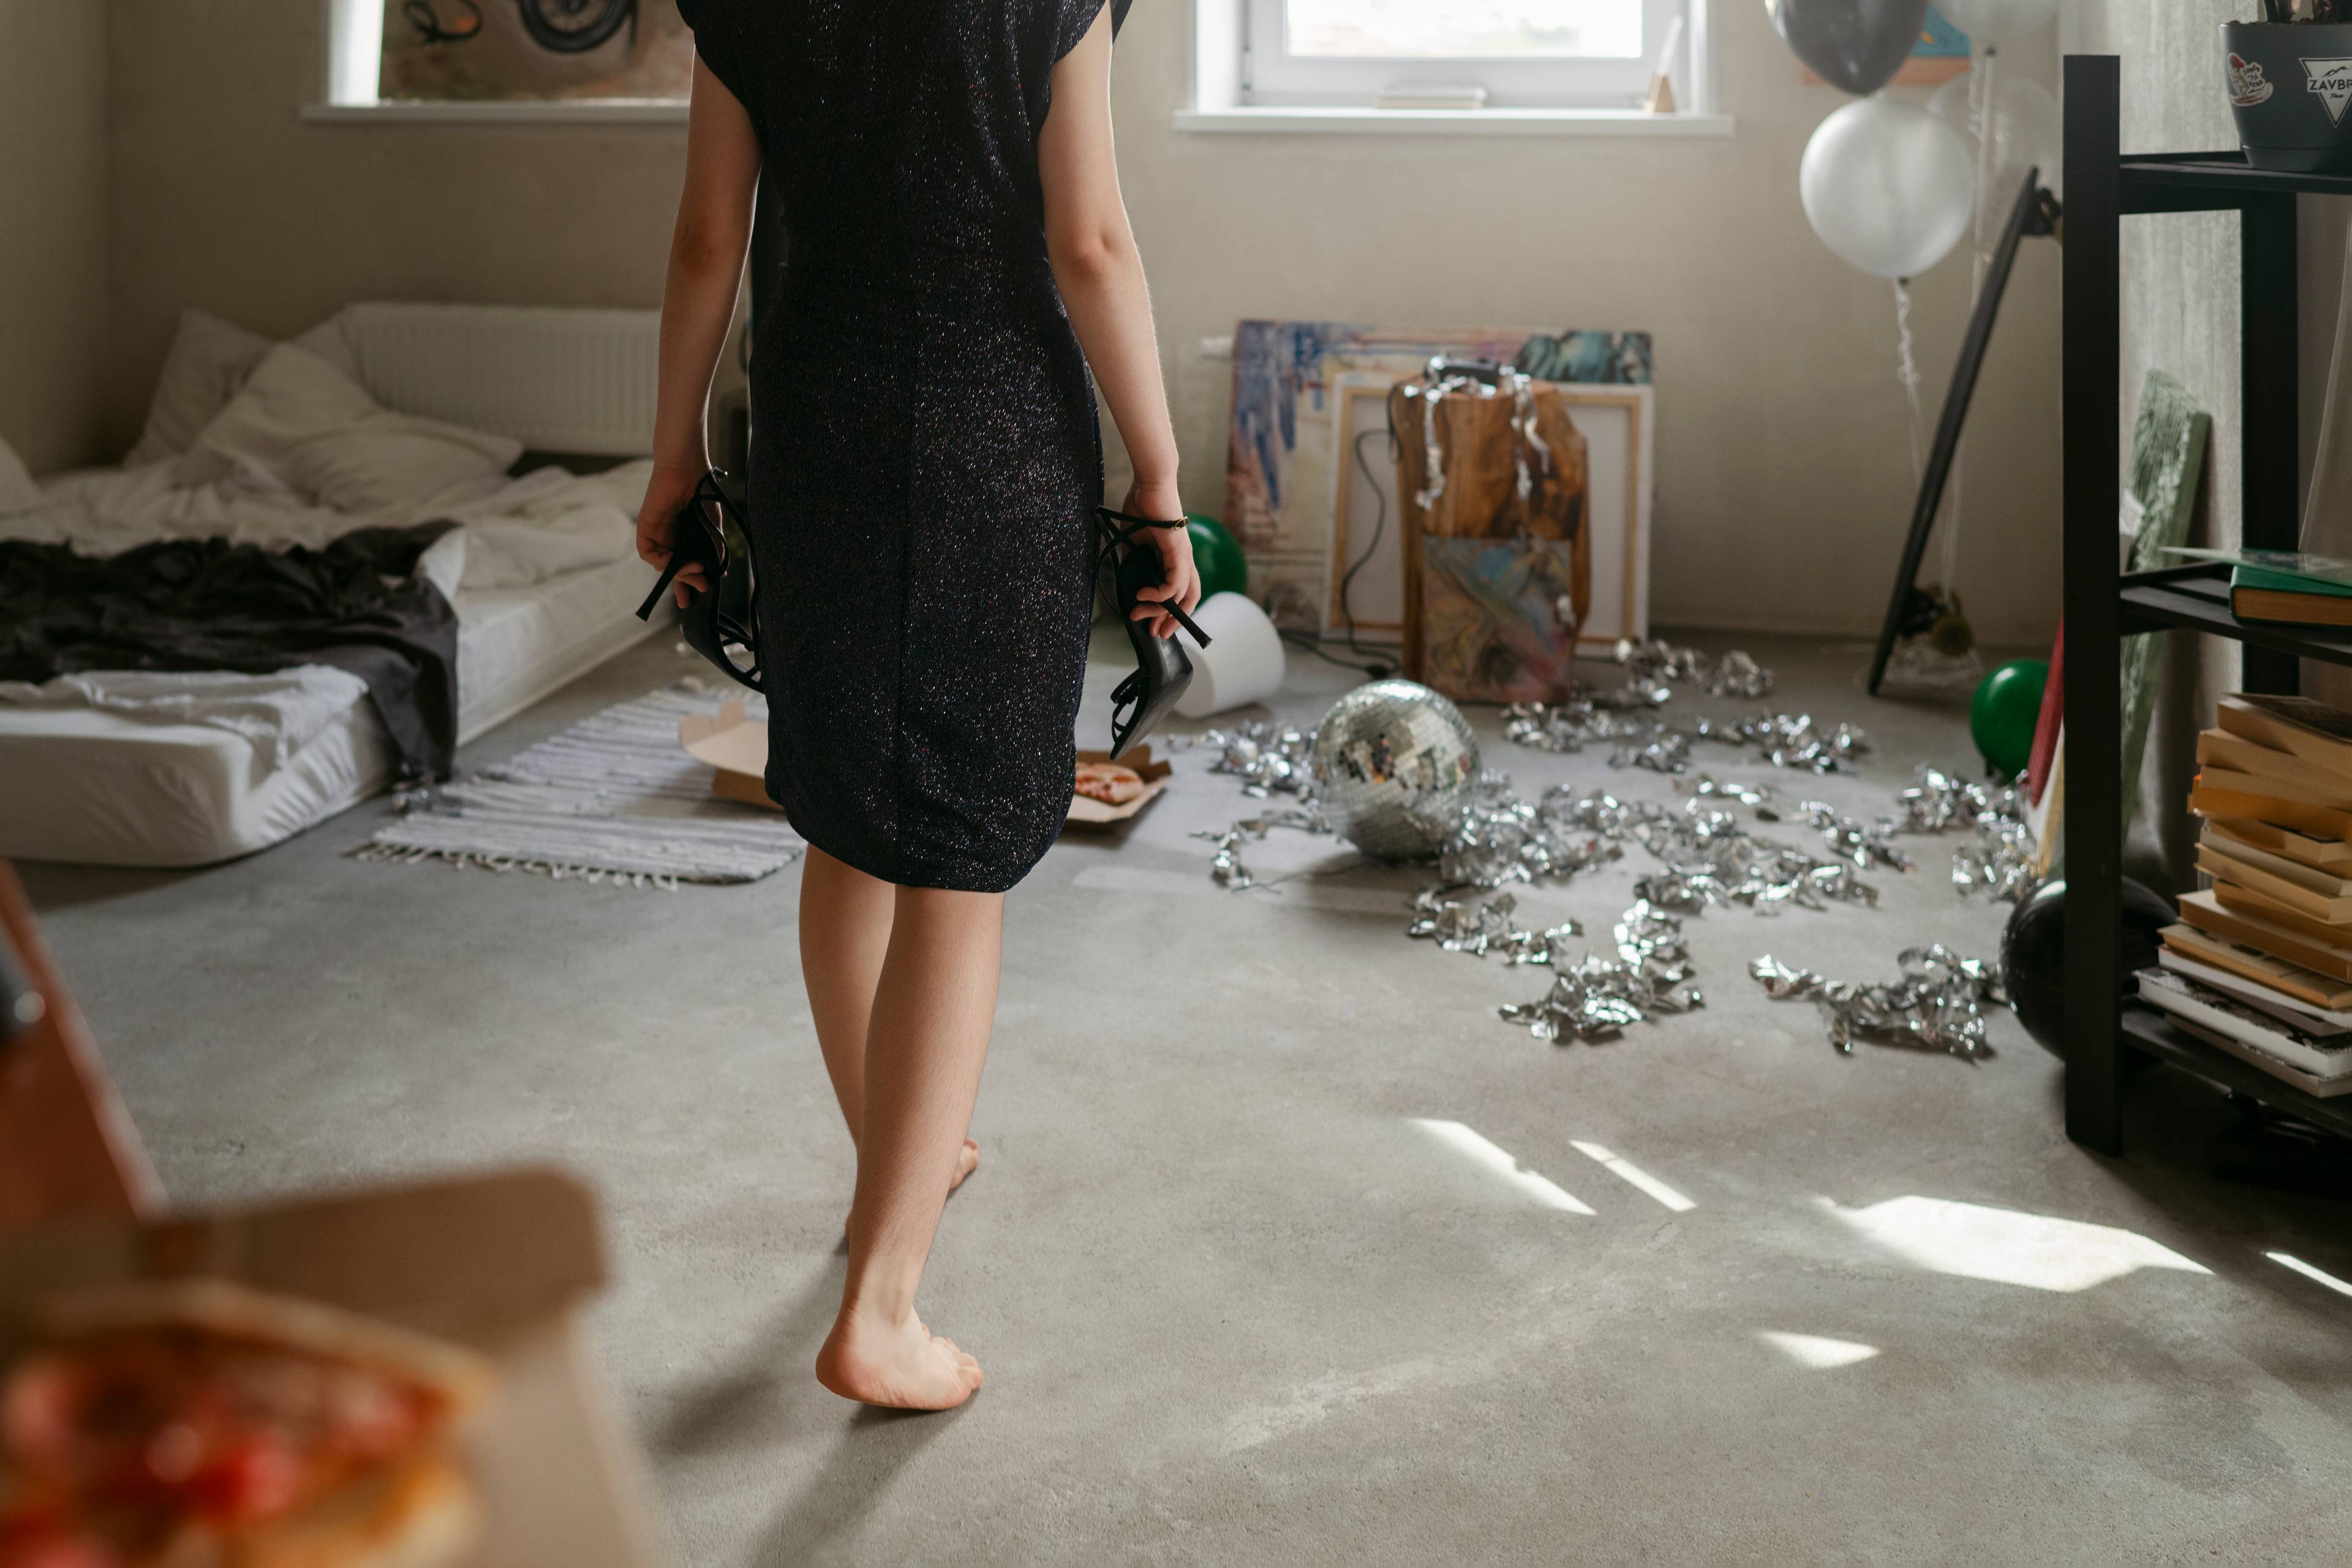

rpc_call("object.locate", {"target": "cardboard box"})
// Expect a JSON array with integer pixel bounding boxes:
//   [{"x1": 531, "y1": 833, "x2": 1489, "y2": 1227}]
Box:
[
  {"x1": 678, "y1": 701, "x2": 1174, "y2": 827},
  {"x1": 1066, "y1": 747, "x2": 1172, "y2": 827},
  {"x1": 679, "y1": 698, "x2": 777, "y2": 811},
  {"x1": 0, "y1": 1167, "x2": 668, "y2": 1568}
]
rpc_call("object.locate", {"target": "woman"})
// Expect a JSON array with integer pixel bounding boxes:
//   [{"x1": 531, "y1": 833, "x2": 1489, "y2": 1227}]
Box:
[{"x1": 638, "y1": 0, "x2": 1196, "y2": 1411}]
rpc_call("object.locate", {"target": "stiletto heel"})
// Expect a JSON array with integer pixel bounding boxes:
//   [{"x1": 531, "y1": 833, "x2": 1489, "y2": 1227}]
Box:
[
  {"x1": 1093, "y1": 507, "x2": 1212, "y2": 760},
  {"x1": 637, "y1": 469, "x2": 764, "y2": 691}
]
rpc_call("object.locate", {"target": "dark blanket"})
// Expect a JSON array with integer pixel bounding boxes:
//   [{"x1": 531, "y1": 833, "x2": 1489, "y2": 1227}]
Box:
[{"x1": 0, "y1": 523, "x2": 462, "y2": 781}]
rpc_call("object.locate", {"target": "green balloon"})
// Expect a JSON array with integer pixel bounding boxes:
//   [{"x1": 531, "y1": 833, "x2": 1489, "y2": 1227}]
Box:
[
  {"x1": 1970, "y1": 657, "x2": 2048, "y2": 778},
  {"x1": 1187, "y1": 514, "x2": 1248, "y2": 600}
]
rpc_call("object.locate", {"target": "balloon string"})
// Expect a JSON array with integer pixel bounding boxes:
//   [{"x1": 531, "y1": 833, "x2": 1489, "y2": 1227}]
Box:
[
  {"x1": 1940, "y1": 45, "x2": 2000, "y2": 604},
  {"x1": 1894, "y1": 279, "x2": 1926, "y2": 486}
]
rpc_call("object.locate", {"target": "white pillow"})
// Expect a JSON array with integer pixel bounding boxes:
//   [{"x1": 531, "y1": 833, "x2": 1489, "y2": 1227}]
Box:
[
  {"x1": 124, "y1": 309, "x2": 274, "y2": 468},
  {"x1": 174, "y1": 342, "x2": 522, "y2": 514},
  {"x1": 291, "y1": 310, "x2": 364, "y2": 383},
  {"x1": 0, "y1": 432, "x2": 41, "y2": 516}
]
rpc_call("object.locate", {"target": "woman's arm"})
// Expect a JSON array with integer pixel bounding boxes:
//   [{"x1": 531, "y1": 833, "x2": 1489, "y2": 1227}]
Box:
[
  {"x1": 1039, "y1": 4, "x2": 1199, "y2": 635},
  {"x1": 636, "y1": 55, "x2": 763, "y2": 606}
]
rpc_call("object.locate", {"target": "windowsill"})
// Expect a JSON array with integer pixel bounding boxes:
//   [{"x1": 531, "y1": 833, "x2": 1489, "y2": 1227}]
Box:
[
  {"x1": 1172, "y1": 105, "x2": 1733, "y2": 137},
  {"x1": 302, "y1": 99, "x2": 687, "y2": 125}
]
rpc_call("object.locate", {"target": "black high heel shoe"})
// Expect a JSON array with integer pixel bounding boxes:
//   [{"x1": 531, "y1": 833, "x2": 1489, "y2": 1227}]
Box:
[
  {"x1": 637, "y1": 469, "x2": 764, "y2": 692},
  {"x1": 1094, "y1": 507, "x2": 1212, "y2": 760}
]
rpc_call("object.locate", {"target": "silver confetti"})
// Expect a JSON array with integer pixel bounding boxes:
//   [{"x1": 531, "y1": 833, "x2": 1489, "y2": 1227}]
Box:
[
  {"x1": 1201, "y1": 721, "x2": 1320, "y2": 799},
  {"x1": 1749, "y1": 945, "x2": 2004, "y2": 1060},
  {"x1": 1893, "y1": 764, "x2": 2037, "y2": 900},
  {"x1": 1795, "y1": 801, "x2": 1915, "y2": 873},
  {"x1": 1497, "y1": 899, "x2": 1704, "y2": 1043}
]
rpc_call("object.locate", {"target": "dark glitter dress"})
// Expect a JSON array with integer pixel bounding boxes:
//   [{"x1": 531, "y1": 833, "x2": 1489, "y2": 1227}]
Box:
[{"x1": 679, "y1": 0, "x2": 1123, "y2": 892}]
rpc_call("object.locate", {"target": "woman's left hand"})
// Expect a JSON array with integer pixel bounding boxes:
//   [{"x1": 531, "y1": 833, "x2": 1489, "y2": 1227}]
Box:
[{"x1": 1123, "y1": 481, "x2": 1200, "y2": 641}]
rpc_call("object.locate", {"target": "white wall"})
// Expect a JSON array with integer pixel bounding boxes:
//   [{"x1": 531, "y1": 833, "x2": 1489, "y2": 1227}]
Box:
[
  {"x1": 96, "y1": 0, "x2": 2062, "y2": 641},
  {"x1": 0, "y1": 1, "x2": 110, "y2": 472},
  {"x1": 1112, "y1": 0, "x2": 2062, "y2": 642}
]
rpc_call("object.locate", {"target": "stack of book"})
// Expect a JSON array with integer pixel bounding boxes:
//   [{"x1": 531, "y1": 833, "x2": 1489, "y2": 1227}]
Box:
[{"x1": 2143, "y1": 693, "x2": 2352, "y2": 1095}]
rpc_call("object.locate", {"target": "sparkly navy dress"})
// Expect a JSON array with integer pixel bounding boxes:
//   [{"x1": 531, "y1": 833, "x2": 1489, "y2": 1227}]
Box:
[{"x1": 679, "y1": 0, "x2": 1122, "y2": 892}]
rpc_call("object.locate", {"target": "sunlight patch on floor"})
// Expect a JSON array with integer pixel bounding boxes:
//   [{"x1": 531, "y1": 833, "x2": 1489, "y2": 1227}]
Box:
[
  {"x1": 1411, "y1": 1119, "x2": 1595, "y2": 1213},
  {"x1": 1822, "y1": 1195, "x2": 2211, "y2": 1292},
  {"x1": 2268, "y1": 1251, "x2": 2352, "y2": 1299},
  {"x1": 1570, "y1": 1140, "x2": 1696, "y2": 1212},
  {"x1": 1757, "y1": 1330, "x2": 1881, "y2": 1370}
]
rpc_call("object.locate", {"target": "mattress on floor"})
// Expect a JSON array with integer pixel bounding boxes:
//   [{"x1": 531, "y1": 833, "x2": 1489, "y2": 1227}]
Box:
[{"x1": 0, "y1": 554, "x2": 660, "y2": 869}]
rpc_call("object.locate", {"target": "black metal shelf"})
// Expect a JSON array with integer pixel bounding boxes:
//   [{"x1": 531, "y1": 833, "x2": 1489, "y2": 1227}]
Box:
[
  {"x1": 2122, "y1": 150, "x2": 2352, "y2": 210},
  {"x1": 2119, "y1": 563, "x2": 2352, "y2": 667},
  {"x1": 2120, "y1": 1003, "x2": 2352, "y2": 1140},
  {"x1": 2064, "y1": 59, "x2": 2309, "y2": 1153}
]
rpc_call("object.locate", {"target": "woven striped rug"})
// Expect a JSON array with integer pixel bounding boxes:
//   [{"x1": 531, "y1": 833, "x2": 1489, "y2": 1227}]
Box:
[{"x1": 357, "y1": 686, "x2": 804, "y2": 888}]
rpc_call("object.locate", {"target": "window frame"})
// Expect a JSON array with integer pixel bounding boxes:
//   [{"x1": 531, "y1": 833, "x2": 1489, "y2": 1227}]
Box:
[{"x1": 1240, "y1": 0, "x2": 1689, "y2": 111}]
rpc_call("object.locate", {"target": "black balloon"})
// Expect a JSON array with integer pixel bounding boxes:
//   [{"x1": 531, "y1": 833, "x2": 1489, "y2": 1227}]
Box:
[
  {"x1": 1770, "y1": 0, "x2": 1934, "y2": 96},
  {"x1": 2000, "y1": 876, "x2": 2177, "y2": 1058}
]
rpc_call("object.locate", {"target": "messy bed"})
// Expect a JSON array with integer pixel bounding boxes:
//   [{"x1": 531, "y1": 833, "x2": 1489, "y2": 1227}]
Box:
[{"x1": 0, "y1": 303, "x2": 668, "y2": 867}]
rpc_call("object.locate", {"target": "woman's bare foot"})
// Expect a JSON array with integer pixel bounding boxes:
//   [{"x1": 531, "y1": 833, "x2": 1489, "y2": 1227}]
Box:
[{"x1": 815, "y1": 1307, "x2": 983, "y2": 1410}]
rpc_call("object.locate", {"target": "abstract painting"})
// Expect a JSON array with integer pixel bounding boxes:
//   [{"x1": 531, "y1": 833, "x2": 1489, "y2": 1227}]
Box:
[
  {"x1": 382, "y1": 0, "x2": 693, "y2": 102},
  {"x1": 1419, "y1": 538, "x2": 1585, "y2": 704}
]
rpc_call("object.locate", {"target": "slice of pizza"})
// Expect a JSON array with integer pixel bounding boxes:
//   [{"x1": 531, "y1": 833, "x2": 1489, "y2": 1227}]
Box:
[
  {"x1": 1074, "y1": 761, "x2": 1145, "y2": 806},
  {"x1": 0, "y1": 1278, "x2": 495, "y2": 1568}
]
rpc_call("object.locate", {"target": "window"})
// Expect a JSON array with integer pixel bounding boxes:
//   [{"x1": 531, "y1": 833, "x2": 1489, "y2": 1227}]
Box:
[{"x1": 1240, "y1": 0, "x2": 1692, "y2": 110}]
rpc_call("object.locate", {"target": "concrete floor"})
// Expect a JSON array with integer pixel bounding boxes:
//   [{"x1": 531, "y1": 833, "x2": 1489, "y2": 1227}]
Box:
[{"x1": 22, "y1": 629, "x2": 2352, "y2": 1564}]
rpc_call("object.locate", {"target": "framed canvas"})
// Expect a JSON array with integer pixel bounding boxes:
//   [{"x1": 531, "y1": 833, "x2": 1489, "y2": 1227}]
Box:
[
  {"x1": 1333, "y1": 377, "x2": 1653, "y2": 655},
  {"x1": 1326, "y1": 379, "x2": 1409, "y2": 642},
  {"x1": 1224, "y1": 321, "x2": 1651, "y2": 632},
  {"x1": 1561, "y1": 384, "x2": 1656, "y2": 652}
]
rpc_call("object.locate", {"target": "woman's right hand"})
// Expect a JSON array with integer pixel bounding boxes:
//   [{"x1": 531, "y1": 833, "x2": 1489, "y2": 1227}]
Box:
[{"x1": 637, "y1": 459, "x2": 711, "y2": 609}]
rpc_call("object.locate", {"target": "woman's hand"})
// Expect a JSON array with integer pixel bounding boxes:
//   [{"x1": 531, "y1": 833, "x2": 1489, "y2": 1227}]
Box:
[
  {"x1": 1124, "y1": 479, "x2": 1200, "y2": 641},
  {"x1": 636, "y1": 459, "x2": 710, "y2": 610}
]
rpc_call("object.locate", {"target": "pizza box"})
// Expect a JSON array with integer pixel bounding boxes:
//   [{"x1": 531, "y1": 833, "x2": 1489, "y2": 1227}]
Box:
[
  {"x1": 679, "y1": 697, "x2": 777, "y2": 811},
  {"x1": 679, "y1": 700, "x2": 1172, "y2": 826},
  {"x1": 1065, "y1": 746, "x2": 1172, "y2": 828},
  {"x1": 0, "y1": 1167, "x2": 669, "y2": 1568}
]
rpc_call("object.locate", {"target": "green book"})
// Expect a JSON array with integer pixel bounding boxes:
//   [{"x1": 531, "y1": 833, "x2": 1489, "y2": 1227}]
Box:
[{"x1": 2233, "y1": 564, "x2": 2352, "y2": 598}]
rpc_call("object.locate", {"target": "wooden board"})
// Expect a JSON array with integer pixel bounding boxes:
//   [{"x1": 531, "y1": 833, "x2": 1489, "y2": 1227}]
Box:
[{"x1": 0, "y1": 861, "x2": 160, "y2": 1232}]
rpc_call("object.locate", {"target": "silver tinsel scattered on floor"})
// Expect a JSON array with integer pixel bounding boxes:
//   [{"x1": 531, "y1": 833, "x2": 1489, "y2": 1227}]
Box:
[
  {"x1": 1194, "y1": 688, "x2": 2024, "y2": 1059},
  {"x1": 1203, "y1": 721, "x2": 1319, "y2": 798},
  {"x1": 1749, "y1": 946, "x2": 2004, "y2": 1060},
  {"x1": 1191, "y1": 806, "x2": 1330, "y2": 891},
  {"x1": 1893, "y1": 764, "x2": 2037, "y2": 900},
  {"x1": 1497, "y1": 900, "x2": 1705, "y2": 1042},
  {"x1": 1407, "y1": 889, "x2": 1583, "y2": 965}
]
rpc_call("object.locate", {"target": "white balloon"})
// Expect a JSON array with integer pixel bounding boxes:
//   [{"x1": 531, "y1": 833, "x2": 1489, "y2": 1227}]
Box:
[
  {"x1": 1928, "y1": 64, "x2": 2062, "y2": 215},
  {"x1": 1932, "y1": 0, "x2": 2058, "y2": 50},
  {"x1": 1801, "y1": 96, "x2": 1977, "y2": 280}
]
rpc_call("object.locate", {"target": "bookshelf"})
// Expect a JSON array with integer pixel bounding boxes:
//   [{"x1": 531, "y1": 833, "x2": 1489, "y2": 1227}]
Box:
[{"x1": 2062, "y1": 56, "x2": 2352, "y2": 1152}]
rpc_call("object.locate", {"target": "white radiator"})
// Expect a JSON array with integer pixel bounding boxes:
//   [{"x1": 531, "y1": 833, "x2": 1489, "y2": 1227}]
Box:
[{"x1": 342, "y1": 302, "x2": 662, "y2": 458}]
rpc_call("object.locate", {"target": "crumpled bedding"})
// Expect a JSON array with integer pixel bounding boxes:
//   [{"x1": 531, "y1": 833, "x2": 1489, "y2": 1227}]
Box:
[
  {"x1": 0, "y1": 666, "x2": 371, "y2": 771},
  {"x1": 0, "y1": 523, "x2": 464, "y2": 780},
  {"x1": 1, "y1": 457, "x2": 653, "y2": 594},
  {"x1": 0, "y1": 457, "x2": 654, "y2": 769}
]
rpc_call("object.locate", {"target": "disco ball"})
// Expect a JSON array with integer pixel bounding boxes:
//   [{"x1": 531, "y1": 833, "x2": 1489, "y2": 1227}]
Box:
[{"x1": 1310, "y1": 679, "x2": 1480, "y2": 861}]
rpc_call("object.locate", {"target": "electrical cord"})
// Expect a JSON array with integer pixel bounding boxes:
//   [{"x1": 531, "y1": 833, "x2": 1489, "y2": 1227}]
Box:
[{"x1": 1271, "y1": 415, "x2": 1402, "y2": 679}]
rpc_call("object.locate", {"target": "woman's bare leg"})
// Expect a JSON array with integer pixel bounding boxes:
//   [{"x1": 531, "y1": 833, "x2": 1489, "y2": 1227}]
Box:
[
  {"x1": 797, "y1": 848, "x2": 978, "y2": 1188},
  {"x1": 814, "y1": 884, "x2": 1001, "y2": 1409}
]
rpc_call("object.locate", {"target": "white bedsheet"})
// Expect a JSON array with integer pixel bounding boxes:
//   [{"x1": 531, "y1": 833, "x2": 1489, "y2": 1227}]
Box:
[{"x1": 0, "y1": 460, "x2": 665, "y2": 867}]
